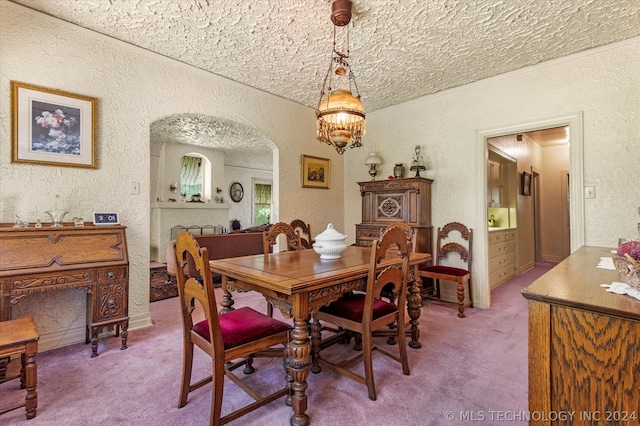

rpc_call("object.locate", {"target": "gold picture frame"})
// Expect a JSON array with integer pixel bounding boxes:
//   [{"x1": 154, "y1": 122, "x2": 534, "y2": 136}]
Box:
[
  {"x1": 301, "y1": 155, "x2": 330, "y2": 189},
  {"x1": 11, "y1": 81, "x2": 97, "y2": 168}
]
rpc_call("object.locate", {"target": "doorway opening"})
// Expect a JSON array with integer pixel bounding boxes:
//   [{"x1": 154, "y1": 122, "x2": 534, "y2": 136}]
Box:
[{"x1": 474, "y1": 112, "x2": 585, "y2": 309}]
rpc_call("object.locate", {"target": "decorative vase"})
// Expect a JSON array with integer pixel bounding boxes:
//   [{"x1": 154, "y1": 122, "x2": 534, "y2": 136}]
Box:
[
  {"x1": 45, "y1": 209, "x2": 69, "y2": 227},
  {"x1": 393, "y1": 163, "x2": 405, "y2": 179}
]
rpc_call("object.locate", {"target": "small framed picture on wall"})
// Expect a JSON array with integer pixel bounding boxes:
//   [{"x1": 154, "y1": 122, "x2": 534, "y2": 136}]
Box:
[
  {"x1": 301, "y1": 155, "x2": 330, "y2": 189},
  {"x1": 521, "y1": 171, "x2": 532, "y2": 196}
]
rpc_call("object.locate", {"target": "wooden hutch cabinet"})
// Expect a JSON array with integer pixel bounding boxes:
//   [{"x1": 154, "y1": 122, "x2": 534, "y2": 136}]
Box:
[
  {"x1": 356, "y1": 177, "x2": 433, "y2": 255},
  {"x1": 0, "y1": 224, "x2": 129, "y2": 358}
]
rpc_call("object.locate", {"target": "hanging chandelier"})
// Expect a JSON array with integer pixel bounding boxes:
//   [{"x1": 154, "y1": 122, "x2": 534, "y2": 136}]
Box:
[{"x1": 316, "y1": 0, "x2": 365, "y2": 155}]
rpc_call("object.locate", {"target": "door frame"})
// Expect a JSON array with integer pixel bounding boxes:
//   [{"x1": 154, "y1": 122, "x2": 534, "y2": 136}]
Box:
[{"x1": 473, "y1": 112, "x2": 585, "y2": 308}]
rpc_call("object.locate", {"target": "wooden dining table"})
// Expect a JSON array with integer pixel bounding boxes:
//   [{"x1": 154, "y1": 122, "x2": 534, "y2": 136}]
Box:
[{"x1": 210, "y1": 245, "x2": 430, "y2": 426}]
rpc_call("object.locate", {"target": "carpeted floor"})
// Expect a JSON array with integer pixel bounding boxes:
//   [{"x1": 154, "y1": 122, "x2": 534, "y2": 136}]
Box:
[
  {"x1": 149, "y1": 262, "x2": 178, "y2": 302},
  {"x1": 0, "y1": 263, "x2": 558, "y2": 425}
]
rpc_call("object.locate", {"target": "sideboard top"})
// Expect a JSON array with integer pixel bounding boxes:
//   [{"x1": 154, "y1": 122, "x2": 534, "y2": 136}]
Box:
[{"x1": 522, "y1": 246, "x2": 640, "y2": 321}]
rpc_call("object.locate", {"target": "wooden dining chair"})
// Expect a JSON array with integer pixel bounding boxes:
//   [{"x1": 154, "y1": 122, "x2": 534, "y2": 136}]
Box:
[
  {"x1": 418, "y1": 221, "x2": 473, "y2": 318},
  {"x1": 174, "y1": 231, "x2": 291, "y2": 426},
  {"x1": 312, "y1": 222, "x2": 414, "y2": 401},
  {"x1": 263, "y1": 222, "x2": 302, "y2": 316},
  {"x1": 263, "y1": 222, "x2": 302, "y2": 254},
  {"x1": 290, "y1": 219, "x2": 313, "y2": 249}
]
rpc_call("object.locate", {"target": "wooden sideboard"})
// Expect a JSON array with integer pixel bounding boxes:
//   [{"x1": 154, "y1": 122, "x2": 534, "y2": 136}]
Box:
[
  {"x1": 0, "y1": 224, "x2": 129, "y2": 357},
  {"x1": 355, "y1": 177, "x2": 433, "y2": 255},
  {"x1": 522, "y1": 246, "x2": 639, "y2": 424}
]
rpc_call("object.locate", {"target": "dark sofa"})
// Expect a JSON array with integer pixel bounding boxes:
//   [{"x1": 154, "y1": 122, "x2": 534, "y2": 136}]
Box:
[{"x1": 166, "y1": 231, "x2": 265, "y2": 279}]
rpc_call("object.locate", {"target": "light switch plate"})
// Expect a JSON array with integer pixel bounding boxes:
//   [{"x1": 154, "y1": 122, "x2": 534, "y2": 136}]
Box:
[{"x1": 585, "y1": 186, "x2": 596, "y2": 199}]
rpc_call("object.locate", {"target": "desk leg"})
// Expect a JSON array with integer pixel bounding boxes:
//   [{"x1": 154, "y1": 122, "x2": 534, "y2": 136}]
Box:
[
  {"x1": 287, "y1": 294, "x2": 310, "y2": 426},
  {"x1": 23, "y1": 341, "x2": 38, "y2": 419},
  {"x1": 407, "y1": 268, "x2": 422, "y2": 349}
]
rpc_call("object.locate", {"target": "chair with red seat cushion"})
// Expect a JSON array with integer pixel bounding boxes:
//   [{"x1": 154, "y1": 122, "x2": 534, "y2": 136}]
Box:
[
  {"x1": 312, "y1": 222, "x2": 414, "y2": 401},
  {"x1": 419, "y1": 221, "x2": 473, "y2": 318},
  {"x1": 174, "y1": 230, "x2": 291, "y2": 426}
]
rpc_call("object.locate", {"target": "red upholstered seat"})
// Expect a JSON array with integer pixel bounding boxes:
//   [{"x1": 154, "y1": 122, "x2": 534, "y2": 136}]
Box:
[
  {"x1": 313, "y1": 222, "x2": 415, "y2": 401},
  {"x1": 173, "y1": 231, "x2": 291, "y2": 425},
  {"x1": 319, "y1": 293, "x2": 397, "y2": 323},
  {"x1": 418, "y1": 221, "x2": 473, "y2": 318},
  {"x1": 192, "y1": 307, "x2": 291, "y2": 349},
  {"x1": 419, "y1": 265, "x2": 469, "y2": 277}
]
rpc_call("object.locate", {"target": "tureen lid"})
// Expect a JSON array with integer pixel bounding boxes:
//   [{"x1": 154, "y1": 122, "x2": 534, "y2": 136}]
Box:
[{"x1": 314, "y1": 223, "x2": 347, "y2": 241}]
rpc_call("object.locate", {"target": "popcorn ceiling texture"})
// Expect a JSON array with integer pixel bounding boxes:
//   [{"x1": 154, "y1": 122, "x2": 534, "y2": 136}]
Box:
[
  {"x1": 11, "y1": 0, "x2": 640, "y2": 112},
  {"x1": 14, "y1": 0, "x2": 639, "y2": 163}
]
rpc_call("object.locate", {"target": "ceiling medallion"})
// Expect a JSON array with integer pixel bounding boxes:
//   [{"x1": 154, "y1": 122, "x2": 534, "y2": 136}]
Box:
[{"x1": 315, "y1": 0, "x2": 366, "y2": 155}]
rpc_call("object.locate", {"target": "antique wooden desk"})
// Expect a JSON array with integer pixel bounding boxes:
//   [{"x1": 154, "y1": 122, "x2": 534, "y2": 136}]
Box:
[
  {"x1": 0, "y1": 224, "x2": 129, "y2": 358},
  {"x1": 210, "y1": 245, "x2": 430, "y2": 426},
  {"x1": 522, "y1": 246, "x2": 640, "y2": 425}
]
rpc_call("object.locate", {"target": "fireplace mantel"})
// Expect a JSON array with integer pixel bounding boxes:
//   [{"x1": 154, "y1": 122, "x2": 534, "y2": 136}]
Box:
[{"x1": 152, "y1": 201, "x2": 229, "y2": 210}]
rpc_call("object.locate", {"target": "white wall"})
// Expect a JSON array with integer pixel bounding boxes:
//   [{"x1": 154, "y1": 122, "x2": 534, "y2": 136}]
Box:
[
  {"x1": 344, "y1": 37, "x2": 640, "y2": 308},
  {"x1": 0, "y1": 2, "x2": 345, "y2": 350},
  {"x1": 225, "y1": 165, "x2": 273, "y2": 229}
]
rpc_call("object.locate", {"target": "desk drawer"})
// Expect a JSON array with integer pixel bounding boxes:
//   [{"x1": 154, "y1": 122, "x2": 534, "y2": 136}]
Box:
[{"x1": 90, "y1": 268, "x2": 128, "y2": 322}]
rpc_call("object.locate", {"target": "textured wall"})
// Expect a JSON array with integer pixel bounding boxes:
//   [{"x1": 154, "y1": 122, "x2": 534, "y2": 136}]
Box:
[
  {"x1": 345, "y1": 37, "x2": 640, "y2": 308},
  {"x1": 0, "y1": 3, "x2": 344, "y2": 350}
]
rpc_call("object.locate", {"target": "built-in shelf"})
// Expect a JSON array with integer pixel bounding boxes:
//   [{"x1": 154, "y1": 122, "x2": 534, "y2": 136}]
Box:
[{"x1": 152, "y1": 202, "x2": 229, "y2": 210}]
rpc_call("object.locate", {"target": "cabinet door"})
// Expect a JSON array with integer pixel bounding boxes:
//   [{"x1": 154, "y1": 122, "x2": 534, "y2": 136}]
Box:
[{"x1": 488, "y1": 160, "x2": 501, "y2": 207}]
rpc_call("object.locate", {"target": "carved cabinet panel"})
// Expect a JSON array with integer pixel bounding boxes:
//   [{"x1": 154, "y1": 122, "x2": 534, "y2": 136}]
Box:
[{"x1": 356, "y1": 178, "x2": 433, "y2": 255}]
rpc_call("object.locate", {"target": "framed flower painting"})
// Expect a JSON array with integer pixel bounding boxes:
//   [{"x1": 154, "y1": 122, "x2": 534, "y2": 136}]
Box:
[{"x1": 11, "y1": 81, "x2": 97, "y2": 168}]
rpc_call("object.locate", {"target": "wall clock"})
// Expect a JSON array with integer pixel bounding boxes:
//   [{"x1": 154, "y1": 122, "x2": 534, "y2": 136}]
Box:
[{"x1": 230, "y1": 182, "x2": 244, "y2": 202}]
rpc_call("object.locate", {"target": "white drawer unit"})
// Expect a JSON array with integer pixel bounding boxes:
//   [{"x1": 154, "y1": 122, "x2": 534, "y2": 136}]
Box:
[{"x1": 488, "y1": 229, "x2": 517, "y2": 288}]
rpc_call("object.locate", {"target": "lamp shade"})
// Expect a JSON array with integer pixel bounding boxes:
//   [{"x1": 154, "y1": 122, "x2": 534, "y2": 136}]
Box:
[
  {"x1": 317, "y1": 89, "x2": 366, "y2": 154},
  {"x1": 364, "y1": 151, "x2": 382, "y2": 165}
]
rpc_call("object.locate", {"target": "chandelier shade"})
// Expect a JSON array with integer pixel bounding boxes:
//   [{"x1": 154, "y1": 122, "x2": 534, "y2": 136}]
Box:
[{"x1": 315, "y1": 0, "x2": 365, "y2": 155}]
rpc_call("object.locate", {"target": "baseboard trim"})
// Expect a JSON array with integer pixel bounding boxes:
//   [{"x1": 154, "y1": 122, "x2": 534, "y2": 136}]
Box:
[{"x1": 36, "y1": 311, "x2": 152, "y2": 353}]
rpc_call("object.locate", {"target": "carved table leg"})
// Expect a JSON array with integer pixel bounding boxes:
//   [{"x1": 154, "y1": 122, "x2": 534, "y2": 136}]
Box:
[
  {"x1": 23, "y1": 341, "x2": 38, "y2": 419},
  {"x1": 219, "y1": 277, "x2": 235, "y2": 313},
  {"x1": 0, "y1": 357, "x2": 8, "y2": 381},
  {"x1": 310, "y1": 317, "x2": 322, "y2": 373},
  {"x1": 407, "y1": 270, "x2": 422, "y2": 349},
  {"x1": 287, "y1": 294, "x2": 310, "y2": 426}
]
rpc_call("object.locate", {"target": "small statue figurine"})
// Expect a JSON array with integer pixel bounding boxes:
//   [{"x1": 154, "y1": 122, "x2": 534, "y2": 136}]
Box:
[{"x1": 410, "y1": 145, "x2": 426, "y2": 177}]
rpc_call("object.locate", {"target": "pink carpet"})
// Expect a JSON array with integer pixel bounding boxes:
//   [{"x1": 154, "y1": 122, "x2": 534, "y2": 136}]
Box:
[{"x1": 0, "y1": 263, "x2": 555, "y2": 425}]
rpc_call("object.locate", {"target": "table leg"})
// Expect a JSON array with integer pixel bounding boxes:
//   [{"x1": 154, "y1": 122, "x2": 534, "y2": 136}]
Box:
[
  {"x1": 219, "y1": 277, "x2": 235, "y2": 313},
  {"x1": 407, "y1": 268, "x2": 422, "y2": 348},
  {"x1": 287, "y1": 295, "x2": 310, "y2": 426},
  {"x1": 310, "y1": 317, "x2": 322, "y2": 373}
]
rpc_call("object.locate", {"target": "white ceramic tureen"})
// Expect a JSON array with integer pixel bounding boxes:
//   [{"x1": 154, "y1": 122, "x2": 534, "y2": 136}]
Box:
[{"x1": 313, "y1": 223, "x2": 348, "y2": 259}]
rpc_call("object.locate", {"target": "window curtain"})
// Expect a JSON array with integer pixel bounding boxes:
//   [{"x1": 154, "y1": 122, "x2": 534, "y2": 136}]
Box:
[
  {"x1": 254, "y1": 183, "x2": 272, "y2": 225},
  {"x1": 180, "y1": 156, "x2": 202, "y2": 196}
]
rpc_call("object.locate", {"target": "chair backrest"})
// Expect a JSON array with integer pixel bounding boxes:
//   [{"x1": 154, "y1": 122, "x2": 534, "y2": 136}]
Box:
[
  {"x1": 290, "y1": 219, "x2": 312, "y2": 249},
  {"x1": 365, "y1": 222, "x2": 414, "y2": 322},
  {"x1": 263, "y1": 222, "x2": 302, "y2": 254},
  {"x1": 174, "y1": 230, "x2": 224, "y2": 355},
  {"x1": 434, "y1": 222, "x2": 473, "y2": 271}
]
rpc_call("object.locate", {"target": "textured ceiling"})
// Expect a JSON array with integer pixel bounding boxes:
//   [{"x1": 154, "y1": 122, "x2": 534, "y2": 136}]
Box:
[{"x1": 11, "y1": 0, "x2": 640, "y2": 162}]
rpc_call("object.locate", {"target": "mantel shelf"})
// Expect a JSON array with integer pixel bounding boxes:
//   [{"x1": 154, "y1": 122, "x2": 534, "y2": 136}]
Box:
[{"x1": 152, "y1": 201, "x2": 229, "y2": 210}]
